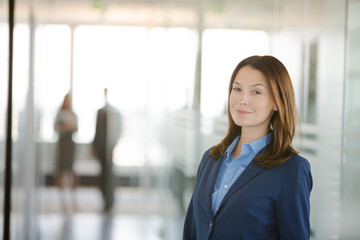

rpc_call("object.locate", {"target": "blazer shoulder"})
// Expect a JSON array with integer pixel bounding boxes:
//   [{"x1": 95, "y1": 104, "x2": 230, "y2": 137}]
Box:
[
  {"x1": 196, "y1": 148, "x2": 217, "y2": 178},
  {"x1": 277, "y1": 154, "x2": 313, "y2": 196},
  {"x1": 281, "y1": 154, "x2": 313, "y2": 190},
  {"x1": 198, "y1": 149, "x2": 211, "y2": 169},
  {"x1": 285, "y1": 154, "x2": 311, "y2": 171},
  {"x1": 201, "y1": 147, "x2": 221, "y2": 162}
]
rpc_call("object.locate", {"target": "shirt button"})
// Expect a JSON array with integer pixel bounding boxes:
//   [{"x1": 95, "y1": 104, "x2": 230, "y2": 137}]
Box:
[
  {"x1": 209, "y1": 220, "x2": 213, "y2": 227},
  {"x1": 224, "y1": 185, "x2": 228, "y2": 189}
]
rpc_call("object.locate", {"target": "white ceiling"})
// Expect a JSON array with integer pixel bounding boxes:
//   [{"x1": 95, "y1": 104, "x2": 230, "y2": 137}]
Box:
[{"x1": 12, "y1": 0, "x2": 322, "y2": 31}]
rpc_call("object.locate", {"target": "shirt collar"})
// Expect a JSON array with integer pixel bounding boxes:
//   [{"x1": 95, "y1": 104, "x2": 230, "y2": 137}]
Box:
[
  {"x1": 249, "y1": 134, "x2": 271, "y2": 155},
  {"x1": 224, "y1": 135, "x2": 240, "y2": 158},
  {"x1": 224, "y1": 133, "x2": 271, "y2": 158}
]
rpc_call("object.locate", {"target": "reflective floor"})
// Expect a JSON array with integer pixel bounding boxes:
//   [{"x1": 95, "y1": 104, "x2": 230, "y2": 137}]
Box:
[{"x1": 38, "y1": 187, "x2": 184, "y2": 240}]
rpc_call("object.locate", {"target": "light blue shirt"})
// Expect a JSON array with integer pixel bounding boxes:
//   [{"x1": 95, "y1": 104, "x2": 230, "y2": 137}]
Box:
[{"x1": 211, "y1": 134, "x2": 271, "y2": 214}]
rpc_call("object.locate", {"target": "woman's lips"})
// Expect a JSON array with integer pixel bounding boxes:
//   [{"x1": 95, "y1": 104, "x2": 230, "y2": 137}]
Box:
[{"x1": 236, "y1": 109, "x2": 251, "y2": 114}]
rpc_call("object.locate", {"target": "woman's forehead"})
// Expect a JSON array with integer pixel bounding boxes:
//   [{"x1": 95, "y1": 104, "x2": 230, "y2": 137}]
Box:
[{"x1": 234, "y1": 66, "x2": 269, "y2": 86}]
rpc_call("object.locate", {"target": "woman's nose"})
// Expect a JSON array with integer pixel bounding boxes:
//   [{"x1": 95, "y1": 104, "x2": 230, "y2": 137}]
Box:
[{"x1": 239, "y1": 93, "x2": 248, "y2": 105}]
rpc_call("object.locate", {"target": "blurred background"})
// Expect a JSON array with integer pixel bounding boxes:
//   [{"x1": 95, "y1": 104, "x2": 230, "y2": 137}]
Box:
[{"x1": 0, "y1": 0, "x2": 360, "y2": 239}]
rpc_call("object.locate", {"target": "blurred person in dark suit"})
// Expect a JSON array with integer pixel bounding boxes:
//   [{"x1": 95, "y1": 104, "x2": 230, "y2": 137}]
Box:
[
  {"x1": 92, "y1": 88, "x2": 122, "y2": 213},
  {"x1": 54, "y1": 93, "x2": 78, "y2": 212}
]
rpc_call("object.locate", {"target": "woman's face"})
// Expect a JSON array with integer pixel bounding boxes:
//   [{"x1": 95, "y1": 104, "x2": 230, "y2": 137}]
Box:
[{"x1": 229, "y1": 66, "x2": 277, "y2": 133}]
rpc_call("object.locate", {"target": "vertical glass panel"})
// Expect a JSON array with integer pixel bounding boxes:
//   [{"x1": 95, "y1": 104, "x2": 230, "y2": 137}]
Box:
[
  {"x1": 301, "y1": 1, "x2": 346, "y2": 239},
  {"x1": 11, "y1": 22, "x2": 31, "y2": 240},
  {"x1": 13, "y1": 24, "x2": 30, "y2": 140},
  {"x1": 341, "y1": 0, "x2": 360, "y2": 238},
  {"x1": 0, "y1": 0, "x2": 9, "y2": 235}
]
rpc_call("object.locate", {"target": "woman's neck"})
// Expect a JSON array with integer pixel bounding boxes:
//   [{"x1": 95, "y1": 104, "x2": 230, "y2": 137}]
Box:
[
  {"x1": 239, "y1": 127, "x2": 269, "y2": 145},
  {"x1": 233, "y1": 127, "x2": 269, "y2": 159}
]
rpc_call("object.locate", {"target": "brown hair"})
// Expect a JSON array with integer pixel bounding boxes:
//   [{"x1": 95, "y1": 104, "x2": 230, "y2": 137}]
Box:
[{"x1": 210, "y1": 55, "x2": 299, "y2": 169}]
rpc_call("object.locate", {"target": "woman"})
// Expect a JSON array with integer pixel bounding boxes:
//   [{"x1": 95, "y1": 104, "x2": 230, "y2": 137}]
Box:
[
  {"x1": 183, "y1": 56, "x2": 312, "y2": 240},
  {"x1": 54, "y1": 93, "x2": 78, "y2": 212}
]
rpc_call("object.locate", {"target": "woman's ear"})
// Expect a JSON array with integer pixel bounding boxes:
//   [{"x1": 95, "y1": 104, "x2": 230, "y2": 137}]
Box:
[{"x1": 274, "y1": 104, "x2": 278, "y2": 111}]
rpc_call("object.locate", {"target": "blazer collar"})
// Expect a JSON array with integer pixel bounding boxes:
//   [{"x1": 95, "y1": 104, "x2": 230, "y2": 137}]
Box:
[
  {"x1": 214, "y1": 148, "x2": 267, "y2": 218},
  {"x1": 217, "y1": 161, "x2": 263, "y2": 216}
]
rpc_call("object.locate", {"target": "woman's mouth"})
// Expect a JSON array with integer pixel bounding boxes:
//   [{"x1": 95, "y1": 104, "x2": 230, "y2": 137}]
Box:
[{"x1": 236, "y1": 109, "x2": 251, "y2": 114}]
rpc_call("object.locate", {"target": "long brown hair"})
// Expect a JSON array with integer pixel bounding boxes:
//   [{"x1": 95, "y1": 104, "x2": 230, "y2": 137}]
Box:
[{"x1": 210, "y1": 55, "x2": 299, "y2": 169}]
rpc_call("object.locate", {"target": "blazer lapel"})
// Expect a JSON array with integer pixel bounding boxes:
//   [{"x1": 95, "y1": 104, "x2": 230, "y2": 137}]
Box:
[
  {"x1": 215, "y1": 161, "x2": 264, "y2": 215},
  {"x1": 204, "y1": 155, "x2": 224, "y2": 217}
]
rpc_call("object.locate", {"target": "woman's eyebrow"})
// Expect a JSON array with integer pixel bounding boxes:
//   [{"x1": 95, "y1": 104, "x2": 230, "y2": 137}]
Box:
[
  {"x1": 252, "y1": 83, "x2": 265, "y2": 87},
  {"x1": 233, "y1": 82, "x2": 265, "y2": 87}
]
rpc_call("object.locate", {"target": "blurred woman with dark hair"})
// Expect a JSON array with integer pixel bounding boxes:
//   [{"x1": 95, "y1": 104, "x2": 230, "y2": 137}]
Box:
[{"x1": 54, "y1": 93, "x2": 78, "y2": 212}]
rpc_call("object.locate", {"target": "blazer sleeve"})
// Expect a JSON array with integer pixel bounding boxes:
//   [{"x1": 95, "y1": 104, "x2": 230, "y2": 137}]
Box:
[
  {"x1": 276, "y1": 157, "x2": 313, "y2": 240},
  {"x1": 183, "y1": 196, "x2": 196, "y2": 240},
  {"x1": 183, "y1": 150, "x2": 210, "y2": 240}
]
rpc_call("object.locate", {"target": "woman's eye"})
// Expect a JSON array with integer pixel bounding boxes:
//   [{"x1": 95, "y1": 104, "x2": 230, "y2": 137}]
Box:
[
  {"x1": 233, "y1": 87, "x2": 241, "y2": 92},
  {"x1": 253, "y1": 90, "x2": 261, "y2": 94}
]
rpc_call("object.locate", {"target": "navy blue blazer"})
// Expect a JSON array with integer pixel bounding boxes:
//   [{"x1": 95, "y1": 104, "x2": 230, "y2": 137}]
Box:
[{"x1": 183, "y1": 149, "x2": 312, "y2": 240}]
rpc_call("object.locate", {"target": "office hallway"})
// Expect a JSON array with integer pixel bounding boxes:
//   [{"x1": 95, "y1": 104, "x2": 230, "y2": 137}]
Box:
[{"x1": 2, "y1": 0, "x2": 360, "y2": 239}]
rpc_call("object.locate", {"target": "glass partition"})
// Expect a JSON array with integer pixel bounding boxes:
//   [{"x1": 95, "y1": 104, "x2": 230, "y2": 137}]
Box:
[
  {"x1": 0, "y1": 0, "x2": 9, "y2": 236},
  {"x1": 299, "y1": 1, "x2": 347, "y2": 239},
  {"x1": 11, "y1": 22, "x2": 33, "y2": 239},
  {"x1": 341, "y1": 0, "x2": 360, "y2": 238}
]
